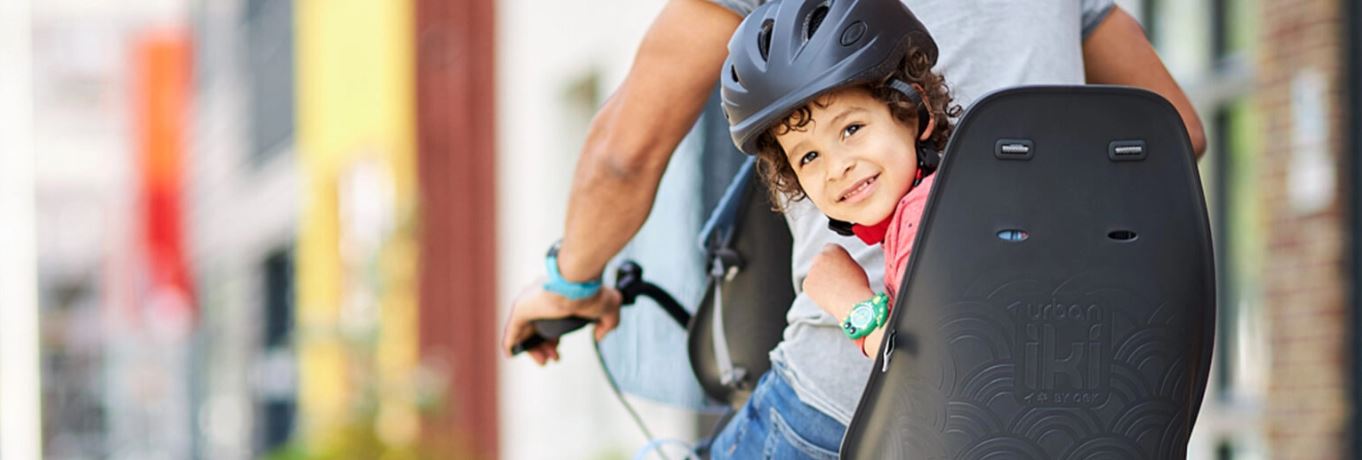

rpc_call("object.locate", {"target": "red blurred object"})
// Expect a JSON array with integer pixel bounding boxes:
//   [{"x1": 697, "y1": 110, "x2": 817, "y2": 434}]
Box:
[
  {"x1": 132, "y1": 29, "x2": 195, "y2": 332},
  {"x1": 416, "y1": 0, "x2": 499, "y2": 455}
]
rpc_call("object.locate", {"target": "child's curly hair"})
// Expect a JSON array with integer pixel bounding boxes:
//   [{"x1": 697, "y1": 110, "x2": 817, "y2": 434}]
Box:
[{"x1": 752, "y1": 49, "x2": 962, "y2": 212}]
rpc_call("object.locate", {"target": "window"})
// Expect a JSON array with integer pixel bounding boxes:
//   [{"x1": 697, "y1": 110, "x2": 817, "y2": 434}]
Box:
[
  {"x1": 244, "y1": 0, "x2": 294, "y2": 163},
  {"x1": 1212, "y1": 99, "x2": 1267, "y2": 404},
  {"x1": 1167, "y1": 0, "x2": 1266, "y2": 456},
  {"x1": 1140, "y1": 0, "x2": 1159, "y2": 47},
  {"x1": 256, "y1": 248, "x2": 296, "y2": 453}
]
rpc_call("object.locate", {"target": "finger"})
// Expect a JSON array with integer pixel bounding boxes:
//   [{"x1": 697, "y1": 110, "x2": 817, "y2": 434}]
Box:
[
  {"x1": 594, "y1": 309, "x2": 621, "y2": 341},
  {"x1": 528, "y1": 347, "x2": 548, "y2": 366},
  {"x1": 602, "y1": 286, "x2": 623, "y2": 307},
  {"x1": 502, "y1": 316, "x2": 537, "y2": 357},
  {"x1": 501, "y1": 323, "x2": 523, "y2": 356},
  {"x1": 542, "y1": 338, "x2": 559, "y2": 357},
  {"x1": 595, "y1": 287, "x2": 623, "y2": 316},
  {"x1": 537, "y1": 339, "x2": 560, "y2": 363},
  {"x1": 592, "y1": 289, "x2": 623, "y2": 341},
  {"x1": 502, "y1": 286, "x2": 539, "y2": 355}
]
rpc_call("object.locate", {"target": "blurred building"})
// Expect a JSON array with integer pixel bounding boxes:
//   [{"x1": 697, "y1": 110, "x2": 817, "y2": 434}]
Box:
[
  {"x1": 192, "y1": 0, "x2": 483, "y2": 457},
  {"x1": 412, "y1": 0, "x2": 501, "y2": 457},
  {"x1": 1126, "y1": 0, "x2": 1357, "y2": 458},
  {"x1": 0, "y1": 1, "x2": 38, "y2": 456},
  {"x1": 187, "y1": 0, "x2": 300, "y2": 458},
  {"x1": 30, "y1": 1, "x2": 195, "y2": 459},
  {"x1": 29, "y1": 3, "x2": 126, "y2": 455},
  {"x1": 292, "y1": 0, "x2": 425, "y2": 457}
]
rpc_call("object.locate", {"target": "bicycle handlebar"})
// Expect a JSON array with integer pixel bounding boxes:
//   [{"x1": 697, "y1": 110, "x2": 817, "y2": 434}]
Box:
[{"x1": 510, "y1": 260, "x2": 691, "y2": 356}]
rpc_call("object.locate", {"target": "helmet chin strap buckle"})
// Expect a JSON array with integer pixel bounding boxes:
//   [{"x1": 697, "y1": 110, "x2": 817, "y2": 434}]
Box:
[{"x1": 828, "y1": 218, "x2": 856, "y2": 237}]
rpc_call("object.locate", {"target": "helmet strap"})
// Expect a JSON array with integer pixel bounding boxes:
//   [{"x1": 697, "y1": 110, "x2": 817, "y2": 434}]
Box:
[
  {"x1": 886, "y1": 79, "x2": 933, "y2": 142},
  {"x1": 916, "y1": 144, "x2": 940, "y2": 179}
]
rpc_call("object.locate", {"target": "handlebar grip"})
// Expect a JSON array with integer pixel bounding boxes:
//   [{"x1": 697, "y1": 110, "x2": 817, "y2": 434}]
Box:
[
  {"x1": 510, "y1": 316, "x2": 592, "y2": 355},
  {"x1": 535, "y1": 316, "x2": 593, "y2": 337},
  {"x1": 509, "y1": 260, "x2": 663, "y2": 356}
]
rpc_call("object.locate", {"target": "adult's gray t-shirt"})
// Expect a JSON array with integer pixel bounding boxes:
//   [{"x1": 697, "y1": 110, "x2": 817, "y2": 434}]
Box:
[{"x1": 707, "y1": 0, "x2": 1117, "y2": 425}]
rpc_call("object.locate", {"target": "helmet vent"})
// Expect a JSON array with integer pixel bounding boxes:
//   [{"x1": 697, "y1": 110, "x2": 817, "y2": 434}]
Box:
[
  {"x1": 805, "y1": 4, "x2": 829, "y2": 41},
  {"x1": 757, "y1": 19, "x2": 774, "y2": 61},
  {"x1": 730, "y1": 65, "x2": 741, "y2": 85}
]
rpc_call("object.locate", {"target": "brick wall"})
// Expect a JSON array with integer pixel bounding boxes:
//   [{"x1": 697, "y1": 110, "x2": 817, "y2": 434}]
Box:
[{"x1": 1259, "y1": 0, "x2": 1352, "y2": 457}]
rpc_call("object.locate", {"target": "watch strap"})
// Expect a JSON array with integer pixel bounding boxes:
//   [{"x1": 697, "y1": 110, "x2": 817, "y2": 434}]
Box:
[
  {"x1": 543, "y1": 241, "x2": 602, "y2": 301},
  {"x1": 841, "y1": 293, "x2": 890, "y2": 340},
  {"x1": 847, "y1": 293, "x2": 892, "y2": 355}
]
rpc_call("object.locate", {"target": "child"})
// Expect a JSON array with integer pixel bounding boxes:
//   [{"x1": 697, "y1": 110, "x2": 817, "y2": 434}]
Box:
[
  {"x1": 721, "y1": 0, "x2": 960, "y2": 358},
  {"x1": 716, "y1": 0, "x2": 961, "y2": 454}
]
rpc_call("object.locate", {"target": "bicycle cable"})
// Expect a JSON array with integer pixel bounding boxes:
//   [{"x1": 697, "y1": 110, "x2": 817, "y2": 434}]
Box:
[{"x1": 592, "y1": 339, "x2": 699, "y2": 460}]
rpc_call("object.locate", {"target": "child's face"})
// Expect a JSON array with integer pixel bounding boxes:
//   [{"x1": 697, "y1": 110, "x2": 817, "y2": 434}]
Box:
[{"x1": 776, "y1": 86, "x2": 919, "y2": 225}]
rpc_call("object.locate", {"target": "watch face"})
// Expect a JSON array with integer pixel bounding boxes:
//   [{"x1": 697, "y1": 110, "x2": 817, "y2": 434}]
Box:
[{"x1": 850, "y1": 305, "x2": 875, "y2": 328}]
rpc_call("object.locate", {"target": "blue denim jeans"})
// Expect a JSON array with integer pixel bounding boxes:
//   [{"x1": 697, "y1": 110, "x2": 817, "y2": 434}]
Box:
[{"x1": 709, "y1": 365, "x2": 846, "y2": 459}]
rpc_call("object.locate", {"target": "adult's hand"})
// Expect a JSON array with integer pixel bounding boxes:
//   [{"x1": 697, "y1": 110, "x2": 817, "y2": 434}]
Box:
[{"x1": 502, "y1": 278, "x2": 623, "y2": 365}]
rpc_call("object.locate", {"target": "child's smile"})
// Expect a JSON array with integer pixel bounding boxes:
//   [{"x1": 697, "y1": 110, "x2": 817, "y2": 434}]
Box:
[
  {"x1": 837, "y1": 173, "x2": 880, "y2": 204},
  {"x1": 776, "y1": 86, "x2": 925, "y2": 226}
]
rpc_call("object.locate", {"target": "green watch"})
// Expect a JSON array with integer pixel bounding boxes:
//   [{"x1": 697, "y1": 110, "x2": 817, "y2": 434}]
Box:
[{"x1": 841, "y1": 293, "x2": 890, "y2": 339}]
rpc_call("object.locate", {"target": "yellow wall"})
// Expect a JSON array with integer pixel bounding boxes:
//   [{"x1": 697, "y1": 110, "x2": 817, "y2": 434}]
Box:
[{"x1": 295, "y1": 0, "x2": 419, "y2": 453}]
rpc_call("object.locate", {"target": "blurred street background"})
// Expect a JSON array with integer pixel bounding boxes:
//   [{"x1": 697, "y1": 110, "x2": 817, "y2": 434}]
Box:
[{"x1": 0, "y1": 0, "x2": 1359, "y2": 458}]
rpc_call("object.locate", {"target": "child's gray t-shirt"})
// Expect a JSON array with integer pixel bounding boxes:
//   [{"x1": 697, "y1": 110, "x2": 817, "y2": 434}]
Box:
[{"x1": 707, "y1": 0, "x2": 1117, "y2": 425}]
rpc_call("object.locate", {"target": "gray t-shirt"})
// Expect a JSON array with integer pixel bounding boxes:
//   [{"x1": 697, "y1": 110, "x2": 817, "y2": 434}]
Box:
[{"x1": 708, "y1": 0, "x2": 1116, "y2": 425}]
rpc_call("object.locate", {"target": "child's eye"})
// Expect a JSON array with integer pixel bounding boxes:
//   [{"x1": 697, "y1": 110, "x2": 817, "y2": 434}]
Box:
[
  {"x1": 799, "y1": 151, "x2": 819, "y2": 166},
  {"x1": 842, "y1": 123, "x2": 863, "y2": 139}
]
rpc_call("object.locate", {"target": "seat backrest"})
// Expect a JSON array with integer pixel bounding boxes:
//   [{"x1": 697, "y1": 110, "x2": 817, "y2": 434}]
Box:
[
  {"x1": 689, "y1": 159, "x2": 796, "y2": 408},
  {"x1": 841, "y1": 86, "x2": 1216, "y2": 459}
]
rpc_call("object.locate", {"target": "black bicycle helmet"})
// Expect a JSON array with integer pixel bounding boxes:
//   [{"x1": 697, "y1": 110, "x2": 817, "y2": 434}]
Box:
[{"x1": 720, "y1": 0, "x2": 939, "y2": 155}]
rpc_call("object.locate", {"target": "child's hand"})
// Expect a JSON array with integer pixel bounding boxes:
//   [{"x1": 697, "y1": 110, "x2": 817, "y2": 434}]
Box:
[
  {"x1": 803, "y1": 244, "x2": 874, "y2": 320},
  {"x1": 804, "y1": 244, "x2": 889, "y2": 358}
]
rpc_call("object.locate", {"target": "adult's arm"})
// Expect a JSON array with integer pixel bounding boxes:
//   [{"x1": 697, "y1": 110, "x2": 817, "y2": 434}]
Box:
[
  {"x1": 556, "y1": 0, "x2": 742, "y2": 281},
  {"x1": 502, "y1": 0, "x2": 742, "y2": 363},
  {"x1": 1083, "y1": 6, "x2": 1208, "y2": 158}
]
